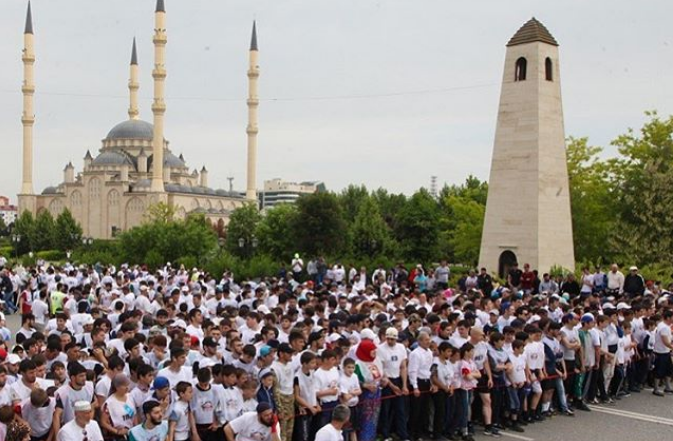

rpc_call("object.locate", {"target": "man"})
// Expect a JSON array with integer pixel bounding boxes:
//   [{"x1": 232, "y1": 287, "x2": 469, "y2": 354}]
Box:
[
  {"x1": 10, "y1": 359, "x2": 38, "y2": 404},
  {"x1": 652, "y1": 310, "x2": 673, "y2": 396},
  {"x1": 560, "y1": 313, "x2": 589, "y2": 410},
  {"x1": 56, "y1": 400, "x2": 103, "y2": 441},
  {"x1": 224, "y1": 402, "x2": 280, "y2": 441},
  {"x1": 520, "y1": 263, "x2": 535, "y2": 294},
  {"x1": 158, "y1": 348, "x2": 192, "y2": 388},
  {"x1": 16, "y1": 313, "x2": 37, "y2": 344},
  {"x1": 434, "y1": 261, "x2": 450, "y2": 291},
  {"x1": 315, "y1": 405, "x2": 350, "y2": 441},
  {"x1": 377, "y1": 327, "x2": 409, "y2": 441},
  {"x1": 606, "y1": 264, "x2": 624, "y2": 296},
  {"x1": 623, "y1": 266, "x2": 645, "y2": 299},
  {"x1": 129, "y1": 400, "x2": 169, "y2": 441},
  {"x1": 477, "y1": 267, "x2": 493, "y2": 296},
  {"x1": 407, "y1": 331, "x2": 435, "y2": 440},
  {"x1": 507, "y1": 262, "x2": 523, "y2": 291},
  {"x1": 53, "y1": 362, "x2": 96, "y2": 434},
  {"x1": 291, "y1": 254, "x2": 304, "y2": 282},
  {"x1": 539, "y1": 273, "x2": 559, "y2": 294},
  {"x1": 271, "y1": 343, "x2": 295, "y2": 441}
]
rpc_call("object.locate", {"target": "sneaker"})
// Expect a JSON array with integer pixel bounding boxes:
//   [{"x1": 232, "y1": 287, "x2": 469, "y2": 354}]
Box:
[
  {"x1": 483, "y1": 427, "x2": 502, "y2": 438},
  {"x1": 653, "y1": 390, "x2": 665, "y2": 397},
  {"x1": 576, "y1": 401, "x2": 591, "y2": 411},
  {"x1": 562, "y1": 409, "x2": 575, "y2": 417},
  {"x1": 509, "y1": 424, "x2": 525, "y2": 433},
  {"x1": 664, "y1": 389, "x2": 673, "y2": 394}
]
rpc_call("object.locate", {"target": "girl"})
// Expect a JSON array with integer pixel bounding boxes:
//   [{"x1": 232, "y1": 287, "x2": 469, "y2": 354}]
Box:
[{"x1": 457, "y1": 343, "x2": 481, "y2": 441}]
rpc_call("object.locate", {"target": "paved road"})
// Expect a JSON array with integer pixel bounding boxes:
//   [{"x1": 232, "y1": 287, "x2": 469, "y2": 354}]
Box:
[{"x1": 5, "y1": 314, "x2": 671, "y2": 440}]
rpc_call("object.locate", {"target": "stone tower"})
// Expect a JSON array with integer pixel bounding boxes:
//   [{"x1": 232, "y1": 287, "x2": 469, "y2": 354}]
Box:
[
  {"x1": 150, "y1": 0, "x2": 167, "y2": 193},
  {"x1": 479, "y1": 18, "x2": 575, "y2": 276},
  {"x1": 128, "y1": 37, "x2": 140, "y2": 120},
  {"x1": 246, "y1": 21, "x2": 259, "y2": 202},
  {"x1": 18, "y1": 1, "x2": 36, "y2": 213}
]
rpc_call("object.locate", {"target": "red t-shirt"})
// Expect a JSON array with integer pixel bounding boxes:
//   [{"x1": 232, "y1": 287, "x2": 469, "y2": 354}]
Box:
[{"x1": 521, "y1": 271, "x2": 535, "y2": 290}]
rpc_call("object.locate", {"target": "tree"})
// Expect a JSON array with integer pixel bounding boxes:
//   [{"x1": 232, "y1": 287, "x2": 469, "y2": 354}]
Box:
[
  {"x1": 395, "y1": 189, "x2": 441, "y2": 263},
  {"x1": 293, "y1": 192, "x2": 347, "y2": 256},
  {"x1": 371, "y1": 188, "x2": 407, "y2": 232},
  {"x1": 256, "y1": 204, "x2": 298, "y2": 261},
  {"x1": 566, "y1": 137, "x2": 616, "y2": 263},
  {"x1": 338, "y1": 185, "x2": 370, "y2": 224},
  {"x1": 225, "y1": 203, "x2": 262, "y2": 258},
  {"x1": 445, "y1": 196, "x2": 484, "y2": 265},
  {"x1": 12, "y1": 211, "x2": 35, "y2": 255},
  {"x1": 54, "y1": 208, "x2": 83, "y2": 251},
  {"x1": 146, "y1": 202, "x2": 176, "y2": 224},
  {"x1": 350, "y1": 197, "x2": 394, "y2": 258},
  {"x1": 33, "y1": 210, "x2": 56, "y2": 251}
]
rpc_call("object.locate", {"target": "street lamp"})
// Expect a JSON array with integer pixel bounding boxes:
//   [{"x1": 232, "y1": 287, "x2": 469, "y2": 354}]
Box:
[
  {"x1": 82, "y1": 236, "x2": 94, "y2": 247},
  {"x1": 218, "y1": 237, "x2": 226, "y2": 256},
  {"x1": 238, "y1": 237, "x2": 245, "y2": 249},
  {"x1": 238, "y1": 236, "x2": 258, "y2": 258},
  {"x1": 11, "y1": 234, "x2": 21, "y2": 260}
]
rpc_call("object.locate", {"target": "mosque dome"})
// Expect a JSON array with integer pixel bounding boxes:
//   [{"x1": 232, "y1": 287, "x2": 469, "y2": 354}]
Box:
[
  {"x1": 92, "y1": 150, "x2": 135, "y2": 167},
  {"x1": 105, "y1": 119, "x2": 154, "y2": 140},
  {"x1": 148, "y1": 152, "x2": 187, "y2": 169}
]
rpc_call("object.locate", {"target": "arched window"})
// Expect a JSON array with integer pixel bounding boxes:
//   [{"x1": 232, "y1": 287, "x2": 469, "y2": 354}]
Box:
[
  {"x1": 545, "y1": 57, "x2": 553, "y2": 81},
  {"x1": 515, "y1": 57, "x2": 527, "y2": 81}
]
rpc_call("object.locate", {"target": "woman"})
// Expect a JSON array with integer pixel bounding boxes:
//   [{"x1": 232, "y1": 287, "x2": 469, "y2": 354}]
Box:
[
  {"x1": 414, "y1": 268, "x2": 428, "y2": 293},
  {"x1": 354, "y1": 339, "x2": 387, "y2": 441},
  {"x1": 100, "y1": 373, "x2": 138, "y2": 440}
]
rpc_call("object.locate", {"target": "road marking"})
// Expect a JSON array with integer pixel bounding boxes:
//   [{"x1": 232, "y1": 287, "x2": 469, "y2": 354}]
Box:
[
  {"x1": 500, "y1": 432, "x2": 535, "y2": 441},
  {"x1": 588, "y1": 405, "x2": 673, "y2": 427}
]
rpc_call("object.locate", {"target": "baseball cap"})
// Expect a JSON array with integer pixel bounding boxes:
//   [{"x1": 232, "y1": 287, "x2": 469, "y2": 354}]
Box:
[
  {"x1": 629, "y1": 266, "x2": 638, "y2": 271},
  {"x1": 259, "y1": 346, "x2": 272, "y2": 357},
  {"x1": 360, "y1": 328, "x2": 376, "y2": 341},
  {"x1": 385, "y1": 327, "x2": 399, "y2": 339},
  {"x1": 152, "y1": 376, "x2": 170, "y2": 390},
  {"x1": 616, "y1": 302, "x2": 631, "y2": 311},
  {"x1": 581, "y1": 313, "x2": 595, "y2": 324},
  {"x1": 6, "y1": 354, "x2": 21, "y2": 364}
]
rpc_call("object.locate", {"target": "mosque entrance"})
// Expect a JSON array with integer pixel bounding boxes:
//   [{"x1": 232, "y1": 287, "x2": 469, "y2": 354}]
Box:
[{"x1": 498, "y1": 250, "x2": 518, "y2": 279}]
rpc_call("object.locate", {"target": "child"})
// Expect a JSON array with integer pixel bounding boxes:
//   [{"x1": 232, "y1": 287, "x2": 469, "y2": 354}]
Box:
[
  {"x1": 20, "y1": 388, "x2": 55, "y2": 441},
  {"x1": 257, "y1": 369, "x2": 277, "y2": 412},
  {"x1": 314, "y1": 349, "x2": 340, "y2": 428},
  {"x1": 168, "y1": 381, "x2": 198, "y2": 441},
  {"x1": 505, "y1": 340, "x2": 527, "y2": 432},
  {"x1": 213, "y1": 364, "x2": 243, "y2": 425},
  {"x1": 339, "y1": 358, "x2": 362, "y2": 441},
  {"x1": 131, "y1": 363, "x2": 154, "y2": 419},
  {"x1": 145, "y1": 376, "x2": 172, "y2": 420},
  {"x1": 294, "y1": 352, "x2": 320, "y2": 441},
  {"x1": 191, "y1": 368, "x2": 220, "y2": 441},
  {"x1": 431, "y1": 342, "x2": 455, "y2": 440},
  {"x1": 457, "y1": 343, "x2": 480, "y2": 441},
  {"x1": 241, "y1": 379, "x2": 259, "y2": 414},
  {"x1": 523, "y1": 326, "x2": 545, "y2": 420}
]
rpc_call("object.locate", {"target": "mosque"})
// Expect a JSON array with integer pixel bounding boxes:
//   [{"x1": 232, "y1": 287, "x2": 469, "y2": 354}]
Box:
[{"x1": 16, "y1": 0, "x2": 259, "y2": 239}]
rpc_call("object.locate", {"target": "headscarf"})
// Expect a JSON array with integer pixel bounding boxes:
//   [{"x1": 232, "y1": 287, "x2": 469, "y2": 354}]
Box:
[{"x1": 355, "y1": 338, "x2": 377, "y2": 363}]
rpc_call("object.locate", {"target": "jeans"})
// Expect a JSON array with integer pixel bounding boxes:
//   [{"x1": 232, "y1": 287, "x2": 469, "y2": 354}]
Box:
[
  {"x1": 553, "y1": 377, "x2": 570, "y2": 411},
  {"x1": 454, "y1": 389, "x2": 472, "y2": 435},
  {"x1": 2, "y1": 290, "x2": 17, "y2": 314},
  {"x1": 380, "y1": 378, "x2": 409, "y2": 439}
]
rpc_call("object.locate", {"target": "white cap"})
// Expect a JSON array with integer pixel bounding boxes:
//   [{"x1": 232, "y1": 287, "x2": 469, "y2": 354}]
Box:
[
  {"x1": 385, "y1": 327, "x2": 399, "y2": 339},
  {"x1": 602, "y1": 302, "x2": 616, "y2": 310},
  {"x1": 171, "y1": 319, "x2": 187, "y2": 329},
  {"x1": 616, "y1": 302, "x2": 631, "y2": 311},
  {"x1": 629, "y1": 266, "x2": 638, "y2": 271},
  {"x1": 74, "y1": 401, "x2": 92, "y2": 412},
  {"x1": 489, "y1": 309, "x2": 500, "y2": 316},
  {"x1": 6, "y1": 354, "x2": 21, "y2": 364},
  {"x1": 327, "y1": 333, "x2": 342, "y2": 344},
  {"x1": 360, "y1": 328, "x2": 376, "y2": 341}
]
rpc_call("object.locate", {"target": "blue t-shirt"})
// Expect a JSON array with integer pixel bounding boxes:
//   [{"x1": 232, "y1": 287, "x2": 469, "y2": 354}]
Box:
[{"x1": 128, "y1": 421, "x2": 169, "y2": 441}]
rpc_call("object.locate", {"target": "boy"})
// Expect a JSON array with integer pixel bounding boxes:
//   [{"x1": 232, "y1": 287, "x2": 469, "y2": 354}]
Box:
[
  {"x1": 21, "y1": 388, "x2": 55, "y2": 441},
  {"x1": 314, "y1": 349, "x2": 340, "y2": 428},
  {"x1": 294, "y1": 352, "x2": 320, "y2": 441},
  {"x1": 131, "y1": 364, "x2": 154, "y2": 419},
  {"x1": 168, "y1": 381, "x2": 198, "y2": 441},
  {"x1": 241, "y1": 379, "x2": 259, "y2": 414},
  {"x1": 431, "y1": 342, "x2": 455, "y2": 440},
  {"x1": 339, "y1": 358, "x2": 361, "y2": 441},
  {"x1": 212, "y1": 364, "x2": 243, "y2": 426},
  {"x1": 257, "y1": 369, "x2": 277, "y2": 412},
  {"x1": 192, "y1": 368, "x2": 221, "y2": 441},
  {"x1": 505, "y1": 340, "x2": 527, "y2": 432}
]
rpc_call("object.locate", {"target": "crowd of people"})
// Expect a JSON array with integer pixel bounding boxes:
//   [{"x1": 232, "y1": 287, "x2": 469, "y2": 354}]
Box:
[{"x1": 0, "y1": 256, "x2": 671, "y2": 441}]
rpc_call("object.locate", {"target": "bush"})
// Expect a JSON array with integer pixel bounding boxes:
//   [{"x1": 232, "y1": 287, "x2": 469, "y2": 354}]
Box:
[
  {"x1": 177, "y1": 256, "x2": 198, "y2": 271},
  {"x1": 71, "y1": 250, "x2": 119, "y2": 267},
  {"x1": 36, "y1": 250, "x2": 65, "y2": 261}
]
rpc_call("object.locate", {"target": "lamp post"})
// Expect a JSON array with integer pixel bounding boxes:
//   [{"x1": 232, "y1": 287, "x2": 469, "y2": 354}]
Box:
[
  {"x1": 218, "y1": 237, "x2": 226, "y2": 256},
  {"x1": 82, "y1": 236, "x2": 94, "y2": 248},
  {"x1": 238, "y1": 235, "x2": 258, "y2": 258},
  {"x1": 11, "y1": 234, "x2": 21, "y2": 261}
]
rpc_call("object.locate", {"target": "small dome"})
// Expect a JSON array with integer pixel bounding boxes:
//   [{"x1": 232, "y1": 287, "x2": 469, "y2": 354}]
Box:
[
  {"x1": 215, "y1": 189, "x2": 229, "y2": 196},
  {"x1": 106, "y1": 120, "x2": 154, "y2": 140},
  {"x1": 92, "y1": 151, "x2": 134, "y2": 167},
  {"x1": 148, "y1": 152, "x2": 187, "y2": 169},
  {"x1": 42, "y1": 186, "x2": 60, "y2": 195}
]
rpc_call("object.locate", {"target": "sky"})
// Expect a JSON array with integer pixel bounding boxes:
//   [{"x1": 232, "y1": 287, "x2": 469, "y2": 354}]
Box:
[{"x1": 1, "y1": 0, "x2": 672, "y2": 200}]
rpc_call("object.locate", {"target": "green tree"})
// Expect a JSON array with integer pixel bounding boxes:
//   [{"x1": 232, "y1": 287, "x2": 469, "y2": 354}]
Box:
[
  {"x1": 338, "y1": 185, "x2": 370, "y2": 224},
  {"x1": 293, "y1": 192, "x2": 347, "y2": 256},
  {"x1": 33, "y1": 210, "x2": 56, "y2": 251},
  {"x1": 12, "y1": 210, "x2": 35, "y2": 255},
  {"x1": 256, "y1": 204, "x2": 298, "y2": 261},
  {"x1": 566, "y1": 137, "x2": 616, "y2": 263},
  {"x1": 371, "y1": 188, "x2": 407, "y2": 232},
  {"x1": 445, "y1": 196, "x2": 484, "y2": 265},
  {"x1": 395, "y1": 189, "x2": 441, "y2": 263},
  {"x1": 146, "y1": 202, "x2": 176, "y2": 223},
  {"x1": 350, "y1": 197, "x2": 394, "y2": 258},
  {"x1": 54, "y1": 208, "x2": 83, "y2": 251},
  {"x1": 225, "y1": 203, "x2": 262, "y2": 258}
]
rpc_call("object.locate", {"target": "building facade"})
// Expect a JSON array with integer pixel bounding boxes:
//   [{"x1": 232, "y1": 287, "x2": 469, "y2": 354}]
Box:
[
  {"x1": 16, "y1": 1, "x2": 260, "y2": 238},
  {"x1": 259, "y1": 179, "x2": 325, "y2": 210},
  {"x1": 479, "y1": 18, "x2": 575, "y2": 276},
  {"x1": 0, "y1": 197, "x2": 18, "y2": 226}
]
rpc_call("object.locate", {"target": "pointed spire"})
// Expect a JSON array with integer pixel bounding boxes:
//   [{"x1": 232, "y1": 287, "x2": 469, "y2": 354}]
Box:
[
  {"x1": 156, "y1": 0, "x2": 165, "y2": 13},
  {"x1": 84, "y1": 150, "x2": 93, "y2": 160},
  {"x1": 130, "y1": 37, "x2": 138, "y2": 65},
  {"x1": 24, "y1": 1, "x2": 33, "y2": 35},
  {"x1": 201, "y1": 165, "x2": 207, "y2": 172},
  {"x1": 138, "y1": 147, "x2": 147, "y2": 157},
  {"x1": 250, "y1": 21, "x2": 258, "y2": 51}
]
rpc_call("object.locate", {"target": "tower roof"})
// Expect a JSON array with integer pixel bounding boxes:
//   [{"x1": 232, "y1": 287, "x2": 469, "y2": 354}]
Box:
[
  {"x1": 24, "y1": 1, "x2": 33, "y2": 35},
  {"x1": 250, "y1": 21, "x2": 258, "y2": 51},
  {"x1": 507, "y1": 18, "x2": 558, "y2": 47},
  {"x1": 156, "y1": 0, "x2": 165, "y2": 13},
  {"x1": 131, "y1": 37, "x2": 138, "y2": 65}
]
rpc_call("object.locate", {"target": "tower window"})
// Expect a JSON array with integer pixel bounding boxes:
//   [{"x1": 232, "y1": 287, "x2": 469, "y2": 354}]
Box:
[
  {"x1": 545, "y1": 57, "x2": 553, "y2": 81},
  {"x1": 515, "y1": 57, "x2": 527, "y2": 81}
]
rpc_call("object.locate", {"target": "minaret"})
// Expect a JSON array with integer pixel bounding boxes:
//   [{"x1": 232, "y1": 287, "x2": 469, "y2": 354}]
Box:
[
  {"x1": 128, "y1": 37, "x2": 140, "y2": 120},
  {"x1": 20, "y1": 1, "x2": 35, "y2": 196},
  {"x1": 245, "y1": 21, "x2": 259, "y2": 201},
  {"x1": 150, "y1": 0, "x2": 167, "y2": 193},
  {"x1": 479, "y1": 18, "x2": 575, "y2": 275}
]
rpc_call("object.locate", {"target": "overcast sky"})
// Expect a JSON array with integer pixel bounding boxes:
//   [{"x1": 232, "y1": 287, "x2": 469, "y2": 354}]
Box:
[{"x1": 1, "y1": 0, "x2": 672, "y2": 200}]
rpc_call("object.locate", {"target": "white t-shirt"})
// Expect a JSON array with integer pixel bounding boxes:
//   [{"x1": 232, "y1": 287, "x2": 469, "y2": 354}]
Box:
[
  {"x1": 376, "y1": 342, "x2": 407, "y2": 379},
  {"x1": 168, "y1": 399, "x2": 191, "y2": 441},
  {"x1": 339, "y1": 373, "x2": 360, "y2": 407},
  {"x1": 21, "y1": 396, "x2": 56, "y2": 437},
  {"x1": 508, "y1": 353, "x2": 527, "y2": 385},
  {"x1": 57, "y1": 419, "x2": 104, "y2": 441},
  {"x1": 157, "y1": 366, "x2": 192, "y2": 388},
  {"x1": 314, "y1": 367, "x2": 340, "y2": 403},
  {"x1": 228, "y1": 411, "x2": 273, "y2": 441},
  {"x1": 654, "y1": 321, "x2": 672, "y2": 354},
  {"x1": 524, "y1": 341, "x2": 545, "y2": 371},
  {"x1": 315, "y1": 423, "x2": 344, "y2": 441},
  {"x1": 32, "y1": 299, "x2": 49, "y2": 325}
]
